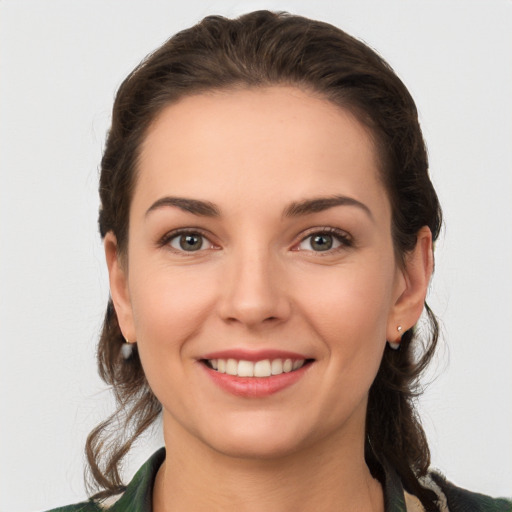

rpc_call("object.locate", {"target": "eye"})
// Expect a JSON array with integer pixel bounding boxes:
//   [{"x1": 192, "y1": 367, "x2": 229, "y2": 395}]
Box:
[
  {"x1": 168, "y1": 232, "x2": 212, "y2": 252},
  {"x1": 296, "y1": 229, "x2": 352, "y2": 252}
]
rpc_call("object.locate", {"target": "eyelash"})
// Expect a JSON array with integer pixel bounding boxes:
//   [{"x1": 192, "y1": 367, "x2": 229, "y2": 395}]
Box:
[
  {"x1": 158, "y1": 227, "x2": 353, "y2": 254},
  {"x1": 158, "y1": 228, "x2": 218, "y2": 254},
  {"x1": 294, "y1": 227, "x2": 353, "y2": 254}
]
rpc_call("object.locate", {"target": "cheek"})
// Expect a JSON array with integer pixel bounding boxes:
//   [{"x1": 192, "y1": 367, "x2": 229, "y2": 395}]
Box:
[
  {"x1": 291, "y1": 255, "x2": 396, "y2": 398},
  {"x1": 127, "y1": 264, "x2": 220, "y2": 413},
  {"x1": 128, "y1": 263, "x2": 218, "y2": 350},
  {"x1": 294, "y1": 259, "x2": 395, "y2": 341}
]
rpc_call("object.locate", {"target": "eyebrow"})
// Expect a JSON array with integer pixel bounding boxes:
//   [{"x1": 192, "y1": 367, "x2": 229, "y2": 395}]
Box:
[
  {"x1": 283, "y1": 195, "x2": 374, "y2": 220},
  {"x1": 145, "y1": 194, "x2": 373, "y2": 221},
  {"x1": 145, "y1": 196, "x2": 220, "y2": 217}
]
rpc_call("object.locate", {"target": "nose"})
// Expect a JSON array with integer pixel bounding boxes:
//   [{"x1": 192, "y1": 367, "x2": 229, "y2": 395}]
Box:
[{"x1": 217, "y1": 248, "x2": 292, "y2": 328}]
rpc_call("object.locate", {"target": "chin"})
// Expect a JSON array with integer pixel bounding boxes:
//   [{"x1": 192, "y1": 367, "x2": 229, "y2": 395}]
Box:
[
  {"x1": 209, "y1": 434, "x2": 306, "y2": 461},
  {"x1": 197, "y1": 416, "x2": 319, "y2": 461}
]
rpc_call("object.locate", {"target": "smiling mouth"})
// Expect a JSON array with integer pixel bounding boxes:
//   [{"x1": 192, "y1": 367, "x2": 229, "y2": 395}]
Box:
[{"x1": 202, "y1": 358, "x2": 314, "y2": 377}]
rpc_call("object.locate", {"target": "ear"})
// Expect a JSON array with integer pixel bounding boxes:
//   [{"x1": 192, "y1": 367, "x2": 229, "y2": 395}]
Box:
[
  {"x1": 387, "y1": 226, "x2": 434, "y2": 343},
  {"x1": 104, "y1": 232, "x2": 136, "y2": 342}
]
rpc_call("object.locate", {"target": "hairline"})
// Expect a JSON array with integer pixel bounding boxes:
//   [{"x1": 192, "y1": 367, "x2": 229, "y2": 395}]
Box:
[{"x1": 119, "y1": 82, "x2": 396, "y2": 261}]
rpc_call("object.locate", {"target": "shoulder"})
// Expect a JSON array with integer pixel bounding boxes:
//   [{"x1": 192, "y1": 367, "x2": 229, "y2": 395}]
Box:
[
  {"x1": 43, "y1": 501, "x2": 101, "y2": 512},
  {"x1": 425, "y1": 472, "x2": 512, "y2": 512},
  {"x1": 42, "y1": 493, "x2": 132, "y2": 512},
  {"x1": 42, "y1": 448, "x2": 165, "y2": 512}
]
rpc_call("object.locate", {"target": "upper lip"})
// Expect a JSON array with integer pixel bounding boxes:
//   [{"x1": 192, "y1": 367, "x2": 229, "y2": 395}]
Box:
[{"x1": 200, "y1": 349, "x2": 312, "y2": 361}]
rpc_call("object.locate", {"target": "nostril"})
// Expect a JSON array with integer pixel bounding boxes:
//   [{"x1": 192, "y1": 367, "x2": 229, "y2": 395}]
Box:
[{"x1": 217, "y1": 284, "x2": 292, "y2": 326}]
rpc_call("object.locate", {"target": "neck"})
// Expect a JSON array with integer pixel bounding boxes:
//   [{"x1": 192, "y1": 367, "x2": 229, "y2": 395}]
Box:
[{"x1": 153, "y1": 416, "x2": 384, "y2": 512}]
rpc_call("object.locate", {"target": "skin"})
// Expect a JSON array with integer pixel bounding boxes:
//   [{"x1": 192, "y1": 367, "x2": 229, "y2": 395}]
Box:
[{"x1": 105, "y1": 86, "x2": 433, "y2": 511}]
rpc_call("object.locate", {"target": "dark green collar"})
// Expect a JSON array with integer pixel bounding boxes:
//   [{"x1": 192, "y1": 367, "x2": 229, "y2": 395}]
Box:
[
  {"x1": 50, "y1": 449, "x2": 511, "y2": 511},
  {"x1": 107, "y1": 448, "x2": 165, "y2": 512},
  {"x1": 106, "y1": 448, "x2": 409, "y2": 512}
]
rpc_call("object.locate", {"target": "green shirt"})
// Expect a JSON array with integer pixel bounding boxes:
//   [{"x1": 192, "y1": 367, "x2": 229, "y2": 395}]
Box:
[{"x1": 47, "y1": 448, "x2": 512, "y2": 512}]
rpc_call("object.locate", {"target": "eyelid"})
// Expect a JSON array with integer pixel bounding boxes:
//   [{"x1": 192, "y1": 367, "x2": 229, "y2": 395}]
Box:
[
  {"x1": 292, "y1": 227, "x2": 353, "y2": 252},
  {"x1": 157, "y1": 226, "x2": 352, "y2": 253},
  {"x1": 158, "y1": 228, "x2": 219, "y2": 252}
]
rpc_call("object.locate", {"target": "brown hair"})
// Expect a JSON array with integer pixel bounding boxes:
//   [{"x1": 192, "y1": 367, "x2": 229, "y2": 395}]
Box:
[{"x1": 89, "y1": 10, "x2": 443, "y2": 509}]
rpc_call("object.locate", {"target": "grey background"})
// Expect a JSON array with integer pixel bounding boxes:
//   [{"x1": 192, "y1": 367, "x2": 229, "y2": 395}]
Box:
[{"x1": 1, "y1": 1, "x2": 511, "y2": 510}]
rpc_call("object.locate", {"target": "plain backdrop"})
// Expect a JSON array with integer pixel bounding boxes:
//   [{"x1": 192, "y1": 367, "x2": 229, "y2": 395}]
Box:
[{"x1": 1, "y1": 1, "x2": 511, "y2": 510}]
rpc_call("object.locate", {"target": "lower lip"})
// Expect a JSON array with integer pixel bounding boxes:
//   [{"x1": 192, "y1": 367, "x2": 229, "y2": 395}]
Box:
[{"x1": 201, "y1": 362, "x2": 311, "y2": 398}]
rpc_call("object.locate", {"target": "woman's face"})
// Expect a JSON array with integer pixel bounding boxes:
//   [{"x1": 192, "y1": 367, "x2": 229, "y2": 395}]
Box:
[{"x1": 108, "y1": 86, "x2": 419, "y2": 459}]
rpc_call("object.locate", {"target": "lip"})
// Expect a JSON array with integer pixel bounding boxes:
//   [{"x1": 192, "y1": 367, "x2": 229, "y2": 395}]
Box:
[
  {"x1": 198, "y1": 349, "x2": 313, "y2": 398},
  {"x1": 201, "y1": 349, "x2": 309, "y2": 362}
]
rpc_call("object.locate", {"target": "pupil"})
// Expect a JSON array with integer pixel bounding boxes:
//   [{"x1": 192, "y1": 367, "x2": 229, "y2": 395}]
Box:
[
  {"x1": 312, "y1": 234, "x2": 332, "y2": 251},
  {"x1": 180, "y1": 234, "x2": 202, "y2": 251}
]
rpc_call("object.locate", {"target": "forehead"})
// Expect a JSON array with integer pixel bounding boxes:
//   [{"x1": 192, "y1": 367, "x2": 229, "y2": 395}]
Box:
[{"x1": 135, "y1": 86, "x2": 388, "y2": 218}]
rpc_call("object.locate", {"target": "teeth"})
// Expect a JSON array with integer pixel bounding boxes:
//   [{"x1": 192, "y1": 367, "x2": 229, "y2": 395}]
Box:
[
  {"x1": 271, "y1": 359, "x2": 283, "y2": 375},
  {"x1": 238, "y1": 360, "x2": 254, "y2": 377},
  {"x1": 283, "y1": 359, "x2": 293, "y2": 373},
  {"x1": 254, "y1": 360, "x2": 271, "y2": 377},
  {"x1": 208, "y1": 358, "x2": 306, "y2": 377},
  {"x1": 226, "y1": 358, "x2": 238, "y2": 376}
]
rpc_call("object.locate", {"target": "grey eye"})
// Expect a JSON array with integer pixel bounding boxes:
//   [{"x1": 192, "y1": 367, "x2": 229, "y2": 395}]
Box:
[
  {"x1": 170, "y1": 233, "x2": 209, "y2": 252},
  {"x1": 297, "y1": 232, "x2": 346, "y2": 252},
  {"x1": 310, "y1": 234, "x2": 333, "y2": 251}
]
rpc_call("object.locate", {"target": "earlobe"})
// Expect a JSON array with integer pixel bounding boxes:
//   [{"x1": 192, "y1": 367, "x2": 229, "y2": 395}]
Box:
[
  {"x1": 104, "y1": 232, "x2": 136, "y2": 342},
  {"x1": 387, "y1": 226, "x2": 434, "y2": 343}
]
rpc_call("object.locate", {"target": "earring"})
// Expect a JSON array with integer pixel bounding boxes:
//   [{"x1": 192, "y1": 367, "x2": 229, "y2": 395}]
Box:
[
  {"x1": 121, "y1": 337, "x2": 135, "y2": 359},
  {"x1": 387, "y1": 325, "x2": 403, "y2": 350}
]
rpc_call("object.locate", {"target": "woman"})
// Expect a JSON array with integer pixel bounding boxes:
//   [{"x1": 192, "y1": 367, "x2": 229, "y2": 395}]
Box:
[{"x1": 48, "y1": 10, "x2": 510, "y2": 512}]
